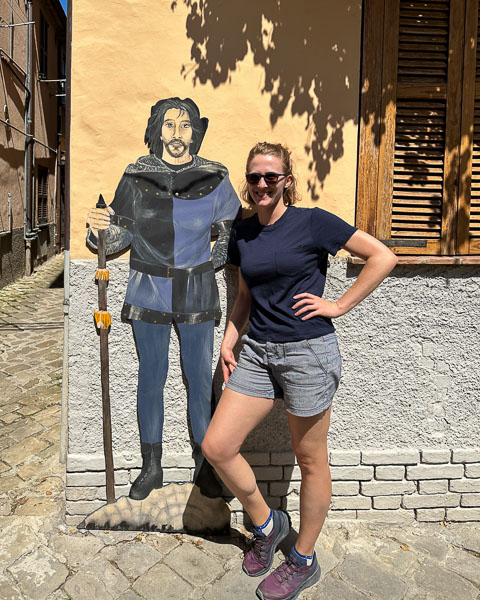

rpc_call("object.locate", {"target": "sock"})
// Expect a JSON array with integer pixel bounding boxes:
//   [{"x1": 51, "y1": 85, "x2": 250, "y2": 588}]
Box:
[
  {"x1": 293, "y1": 546, "x2": 314, "y2": 566},
  {"x1": 254, "y1": 509, "x2": 274, "y2": 536}
]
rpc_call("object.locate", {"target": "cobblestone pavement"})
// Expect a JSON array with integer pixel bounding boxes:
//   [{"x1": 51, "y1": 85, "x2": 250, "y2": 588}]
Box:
[{"x1": 0, "y1": 255, "x2": 479, "y2": 600}]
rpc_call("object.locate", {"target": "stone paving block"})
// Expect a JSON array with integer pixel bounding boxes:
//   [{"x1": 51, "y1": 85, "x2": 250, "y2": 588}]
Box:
[
  {"x1": 0, "y1": 573, "x2": 23, "y2": 599},
  {"x1": 452, "y1": 448, "x2": 480, "y2": 463},
  {"x1": 418, "y1": 480, "x2": 448, "y2": 494},
  {"x1": 85, "y1": 530, "x2": 138, "y2": 545},
  {"x1": 331, "y1": 481, "x2": 359, "y2": 496},
  {"x1": 64, "y1": 571, "x2": 114, "y2": 600},
  {"x1": 314, "y1": 543, "x2": 341, "y2": 580},
  {"x1": 329, "y1": 450, "x2": 360, "y2": 466},
  {"x1": 361, "y1": 449, "x2": 419, "y2": 465},
  {"x1": 197, "y1": 536, "x2": 244, "y2": 565},
  {"x1": 0, "y1": 520, "x2": 40, "y2": 566},
  {"x1": 415, "y1": 508, "x2": 446, "y2": 522},
  {"x1": 15, "y1": 496, "x2": 62, "y2": 517},
  {"x1": 0, "y1": 474, "x2": 24, "y2": 495},
  {"x1": 402, "y1": 493, "x2": 460, "y2": 509},
  {"x1": 101, "y1": 541, "x2": 163, "y2": 580},
  {"x1": 49, "y1": 532, "x2": 104, "y2": 568},
  {"x1": 81, "y1": 555, "x2": 130, "y2": 595},
  {"x1": 0, "y1": 412, "x2": 21, "y2": 425},
  {"x1": 164, "y1": 542, "x2": 225, "y2": 587},
  {"x1": 406, "y1": 464, "x2": 464, "y2": 480},
  {"x1": 8, "y1": 419, "x2": 44, "y2": 443},
  {"x1": 360, "y1": 480, "x2": 416, "y2": 496},
  {"x1": 8, "y1": 545, "x2": 68, "y2": 600},
  {"x1": 447, "y1": 507, "x2": 480, "y2": 521},
  {"x1": 375, "y1": 466, "x2": 405, "y2": 480},
  {"x1": 203, "y1": 562, "x2": 261, "y2": 600},
  {"x1": 1, "y1": 437, "x2": 50, "y2": 467},
  {"x1": 460, "y1": 493, "x2": 480, "y2": 507},
  {"x1": 133, "y1": 562, "x2": 193, "y2": 599},
  {"x1": 465, "y1": 463, "x2": 480, "y2": 478},
  {"x1": 330, "y1": 466, "x2": 374, "y2": 481},
  {"x1": 445, "y1": 546, "x2": 480, "y2": 587},
  {"x1": 414, "y1": 560, "x2": 478, "y2": 600},
  {"x1": 313, "y1": 574, "x2": 369, "y2": 599},
  {"x1": 338, "y1": 552, "x2": 408, "y2": 600}
]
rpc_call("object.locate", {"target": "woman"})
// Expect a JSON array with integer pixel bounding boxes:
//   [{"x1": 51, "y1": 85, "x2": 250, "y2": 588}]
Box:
[{"x1": 202, "y1": 142, "x2": 397, "y2": 600}]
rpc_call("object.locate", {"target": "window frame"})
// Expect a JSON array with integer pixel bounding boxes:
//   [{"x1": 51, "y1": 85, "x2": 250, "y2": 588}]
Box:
[{"x1": 356, "y1": 0, "x2": 480, "y2": 260}]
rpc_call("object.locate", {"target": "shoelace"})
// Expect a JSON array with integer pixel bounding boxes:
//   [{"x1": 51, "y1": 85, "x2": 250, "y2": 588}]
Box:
[
  {"x1": 250, "y1": 534, "x2": 270, "y2": 560},
  {"x1": 273, "y1": 558, "x2": 300, "y2": 583}
]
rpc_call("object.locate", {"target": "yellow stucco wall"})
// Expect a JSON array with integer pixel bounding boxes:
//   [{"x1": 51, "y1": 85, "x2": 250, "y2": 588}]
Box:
[{"x1": 71, "y1": 1, "x2": 362, "y2": 259}]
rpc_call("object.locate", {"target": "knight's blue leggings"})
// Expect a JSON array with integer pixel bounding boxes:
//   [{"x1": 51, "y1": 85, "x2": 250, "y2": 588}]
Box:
[{"x1": 132, "y1": 319, "x2": 215, "y2": 444}]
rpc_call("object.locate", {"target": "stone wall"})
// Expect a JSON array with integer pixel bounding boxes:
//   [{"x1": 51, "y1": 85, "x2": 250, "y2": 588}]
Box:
[{"x1": 66, "y1": 257, "x2": 480, "y2": 525}]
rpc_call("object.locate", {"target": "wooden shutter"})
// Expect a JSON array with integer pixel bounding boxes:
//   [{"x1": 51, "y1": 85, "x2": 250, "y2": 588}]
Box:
[
  {"x1": 37, "y1": 167, "x2": 49, "y2": 225},
  {"x1": 357, "y1": 0, "x2": 479, "y2": 255},
  {"x1": 457, "y1": 0, "x2": 480, "y2": 253}
]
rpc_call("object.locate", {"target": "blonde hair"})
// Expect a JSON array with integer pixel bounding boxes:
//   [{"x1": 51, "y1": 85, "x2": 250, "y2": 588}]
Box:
[{"x1": 240, "y1": 142, "x2": 300, "y2": 206}]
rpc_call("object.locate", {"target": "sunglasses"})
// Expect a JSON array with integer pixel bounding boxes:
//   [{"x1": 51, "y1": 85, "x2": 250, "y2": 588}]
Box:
[{"x1": 245, "y1": 172, "x2": 287, "y2": 185}]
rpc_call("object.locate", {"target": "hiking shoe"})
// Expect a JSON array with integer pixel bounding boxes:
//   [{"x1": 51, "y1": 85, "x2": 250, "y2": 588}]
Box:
[
  {"x1": 256, "y1": 546, "x2": 321, "y2": 600},
  {"x1": 242, "y1": 510, "x2": 290, "y2": 577}
]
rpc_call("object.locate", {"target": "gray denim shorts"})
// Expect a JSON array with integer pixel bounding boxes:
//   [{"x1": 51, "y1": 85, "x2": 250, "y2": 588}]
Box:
[{"x1": 226, "y1": 332, "x2": 342, "y2": 417}]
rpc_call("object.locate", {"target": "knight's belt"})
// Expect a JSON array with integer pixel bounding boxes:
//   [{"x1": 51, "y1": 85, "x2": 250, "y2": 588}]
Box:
[{"x1": 130, "y1": 259, "x2": 213, "y2": 278}]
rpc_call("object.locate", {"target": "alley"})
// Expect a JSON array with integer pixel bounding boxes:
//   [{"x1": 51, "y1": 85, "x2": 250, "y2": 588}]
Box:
[{"x1": 0, "y1": 256, "x2": 479, "y2": 600}]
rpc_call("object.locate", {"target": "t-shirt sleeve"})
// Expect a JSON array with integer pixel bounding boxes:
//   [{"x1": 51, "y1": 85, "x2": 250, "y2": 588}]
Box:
[
  {"x1": 310, "y1": 207, "x2": 357, "y2": 256},
  {"x1": 213, "y1": 175, "x2": 241, "y2": 225},
  {"x1": 226, "y1": 223, "x2": 240, "y2": 266}
]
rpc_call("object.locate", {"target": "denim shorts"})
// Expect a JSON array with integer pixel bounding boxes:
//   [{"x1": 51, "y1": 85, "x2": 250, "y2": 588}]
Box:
[{"x1": 225, "y1": 332, "x2": 342, "y2": 417}]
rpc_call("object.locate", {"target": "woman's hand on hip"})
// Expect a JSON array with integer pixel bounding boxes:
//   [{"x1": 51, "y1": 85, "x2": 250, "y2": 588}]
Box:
[
  {"x1": 220, "y1": 344, "x2": 238, "y2": 384},
  {"x1": 292, "y1": 293, "x2": 343, "y2": 320}
]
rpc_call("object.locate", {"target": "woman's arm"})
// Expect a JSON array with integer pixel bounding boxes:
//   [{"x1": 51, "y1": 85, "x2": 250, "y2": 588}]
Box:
[
  {"x1": 221, "y1": 269, "x2": 251, "y2": 382},
  {"x1": 293, "y1": 229, "x2": 398, "y2": 320}
]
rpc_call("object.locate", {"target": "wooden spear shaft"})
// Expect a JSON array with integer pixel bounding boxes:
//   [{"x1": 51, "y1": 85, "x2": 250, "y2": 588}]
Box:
[{"x1": 95, "y1": 194, "x2": 115, "y2": 504}]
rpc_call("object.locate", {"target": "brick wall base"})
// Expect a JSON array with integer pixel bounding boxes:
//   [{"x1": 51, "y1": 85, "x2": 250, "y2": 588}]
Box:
[{"x1": 65, "y1": 448, "x2": 480, "y2": 528}]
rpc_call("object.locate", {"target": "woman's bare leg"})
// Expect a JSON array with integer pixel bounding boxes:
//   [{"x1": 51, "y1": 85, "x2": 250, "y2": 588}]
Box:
[
  {"x1": 202, "y1": 388, "x2": 275, "y2": 525},
  {"x1": 287, "y1": 407, "x2": 332, "y2": 556}
]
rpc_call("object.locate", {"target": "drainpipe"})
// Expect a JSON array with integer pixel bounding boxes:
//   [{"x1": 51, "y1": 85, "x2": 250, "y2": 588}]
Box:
[
  {"x1": 60, "y1": 0, "x2": 72, "y2": 464},
  {"x1": 24, "y1": 0, "x2": 34, "y2": 276},
  {"x1": 9, "y1": 0, "x2": 13, "y2": 56}
]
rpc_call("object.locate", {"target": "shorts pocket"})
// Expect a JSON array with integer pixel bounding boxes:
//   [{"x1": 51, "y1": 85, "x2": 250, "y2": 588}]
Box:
[{"x1": 304, "y1": 338, "x2": 328, "y2": 375}]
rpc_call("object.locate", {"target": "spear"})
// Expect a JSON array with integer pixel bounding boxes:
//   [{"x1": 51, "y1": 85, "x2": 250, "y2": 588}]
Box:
[{"x1": 94, "y1": 194, "x2": 115, "y2": 504}]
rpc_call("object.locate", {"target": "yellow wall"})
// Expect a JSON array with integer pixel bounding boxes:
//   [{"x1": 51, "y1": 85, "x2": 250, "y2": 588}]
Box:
[{"x1": 71, "y1": 0, "x2": 362, "y2": 258}]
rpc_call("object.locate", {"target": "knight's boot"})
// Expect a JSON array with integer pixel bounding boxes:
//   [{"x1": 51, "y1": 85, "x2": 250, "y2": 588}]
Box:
[
  {"x1": 192, "y1": 444, "x2": 223, "y2": 498},
  {"x1": 129, "y1": 442, "x2": 163, "y2": 500}
]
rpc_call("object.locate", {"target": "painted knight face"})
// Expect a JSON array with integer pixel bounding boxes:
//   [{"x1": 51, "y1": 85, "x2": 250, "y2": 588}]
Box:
[{"x1": 161, "y1": 108, "x2": 193, "y2": 159}]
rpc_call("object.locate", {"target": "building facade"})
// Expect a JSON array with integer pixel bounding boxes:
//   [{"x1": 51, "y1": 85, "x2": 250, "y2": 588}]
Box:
[
  {"x1": 65, "y1": 0, "x2": 480, "y2": 526},
  {"x1": 0, "y1": 0, "x2": 66, "y2": 287}
]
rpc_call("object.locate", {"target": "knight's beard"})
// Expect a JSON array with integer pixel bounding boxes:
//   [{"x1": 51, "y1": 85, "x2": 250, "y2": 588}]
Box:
[{"x1": 165, "y1": 139, "x2": 189, "y2": 158}]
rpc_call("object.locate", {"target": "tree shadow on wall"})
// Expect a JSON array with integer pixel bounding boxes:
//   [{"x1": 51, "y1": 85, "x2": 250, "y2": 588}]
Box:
[{"x1": 172, "y1": 0, "x2": 362, "y2": 201}]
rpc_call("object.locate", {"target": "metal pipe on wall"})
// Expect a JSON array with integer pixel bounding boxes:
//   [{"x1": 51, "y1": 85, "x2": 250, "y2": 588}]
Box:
[
  {"x1": 60, "y1": 0, "x2": 72, "y2": 464},
  {"x1": 24, "y1": 0, "x2": 35, "y2": 276}
]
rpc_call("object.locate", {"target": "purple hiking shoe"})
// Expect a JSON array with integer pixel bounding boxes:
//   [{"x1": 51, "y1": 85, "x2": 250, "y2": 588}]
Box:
[
  {"x1": 242, "y1": 510, "x2": 290, "y2": 577},
  {"x1": 256, "y1": 546, "x2": 321, "y2": 600}
]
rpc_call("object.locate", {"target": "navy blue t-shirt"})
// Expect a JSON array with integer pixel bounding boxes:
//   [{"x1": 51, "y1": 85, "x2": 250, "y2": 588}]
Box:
[{"x1": 228, "y1": 206, "x2": 357, "y2": 342}]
